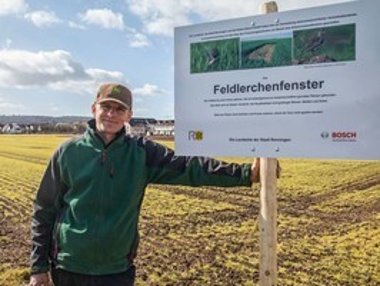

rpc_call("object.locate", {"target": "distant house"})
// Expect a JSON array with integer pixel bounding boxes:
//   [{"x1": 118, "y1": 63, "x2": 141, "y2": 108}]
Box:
[
  {"x1": 150, "y1": 120, "x2": 175, "y2": 136},
  {"x1": 129, "y1": 118, "x2": 156, "y2": 136},
  {"x1": 1, "y1": 123, "x2": 24, "y2": 134},
  {"x1": 54, "y1": 122, "x2": 76, "y2": 133},
  {"x1": 127, "y1": 118, "x2": 174, "y2": 137},
  {"x1": 25, "y1": 125, "x2": 34, "y2": 133}
]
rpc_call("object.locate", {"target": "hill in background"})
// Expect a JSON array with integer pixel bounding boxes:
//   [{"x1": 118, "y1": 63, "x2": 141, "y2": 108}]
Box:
[{"x1": 0, "y1": 115, "x2": 91, "y2": 125}]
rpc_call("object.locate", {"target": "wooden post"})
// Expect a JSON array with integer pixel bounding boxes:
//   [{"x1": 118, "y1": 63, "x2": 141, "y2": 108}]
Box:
[
  {"x1": 260, "y1": 1, "x2": 278, "y2": 14},
  {"x1": 258, "y1": 2, "x2": 278, "y2": 286},
  {"x1": 259, "y1": 157, "x2": 278, "y2": 286}
]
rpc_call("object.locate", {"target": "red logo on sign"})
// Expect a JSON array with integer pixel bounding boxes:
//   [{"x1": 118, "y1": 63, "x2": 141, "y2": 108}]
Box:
[{"x1": 332, "y1": 132, "x2": 356, "y2": 139}]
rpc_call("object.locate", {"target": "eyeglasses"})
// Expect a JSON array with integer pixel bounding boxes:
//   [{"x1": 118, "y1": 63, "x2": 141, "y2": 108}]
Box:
[{"x1": 98, "y1": 103, "x2": 128, "y2": 115}]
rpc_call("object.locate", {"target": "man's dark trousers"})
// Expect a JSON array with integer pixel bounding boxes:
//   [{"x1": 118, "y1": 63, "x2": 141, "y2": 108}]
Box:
[{"x1": 51, "y1": 265, "x2": 135, "y2": 286}]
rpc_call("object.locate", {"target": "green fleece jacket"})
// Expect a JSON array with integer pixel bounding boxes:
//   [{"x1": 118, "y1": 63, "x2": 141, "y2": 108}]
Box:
[{"x1": 31, "y1": 120, "x2": 252, "y2": 275}]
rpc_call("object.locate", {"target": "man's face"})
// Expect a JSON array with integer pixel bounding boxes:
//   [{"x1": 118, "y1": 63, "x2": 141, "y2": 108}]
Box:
[{"x1": 92, "y1": 101, "x2": 132, "y2": 137}]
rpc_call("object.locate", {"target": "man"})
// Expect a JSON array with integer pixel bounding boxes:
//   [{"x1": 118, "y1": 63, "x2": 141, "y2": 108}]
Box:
[{"x1": 29, "y1": 83, "x2": 266, "y2": 286}]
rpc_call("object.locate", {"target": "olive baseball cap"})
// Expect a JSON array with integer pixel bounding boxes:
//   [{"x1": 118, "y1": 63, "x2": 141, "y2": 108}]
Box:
[{"x1": 96, "y1": 83, "x2": 132, "y2": 110}]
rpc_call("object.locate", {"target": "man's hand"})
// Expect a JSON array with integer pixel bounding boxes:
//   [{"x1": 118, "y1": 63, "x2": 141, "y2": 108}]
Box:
[
  {"x1": 29, "y1": 273, "x2": 49, "y2": 286},
  {"x1": 251, "y1": 158, "x2": 261, "y2": 183},
  {"x1": 250, "y1": 158, "x2": 281, "y2": 183}
]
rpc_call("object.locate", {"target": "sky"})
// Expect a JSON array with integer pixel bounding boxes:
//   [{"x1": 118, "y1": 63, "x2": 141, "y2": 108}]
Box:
[{"x1": 0, "y1": 0, "x2": 351, "y2": 119}]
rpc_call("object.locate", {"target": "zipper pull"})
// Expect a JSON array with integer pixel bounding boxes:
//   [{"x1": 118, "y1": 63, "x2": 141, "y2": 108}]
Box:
[{"x1": 101, "y1": 150, "x2": 107, "y2": 166}]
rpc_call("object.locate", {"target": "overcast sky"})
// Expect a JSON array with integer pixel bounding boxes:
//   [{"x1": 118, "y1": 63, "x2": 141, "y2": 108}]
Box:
[{"x1": 0, "y1": 0, "x2": 351, "y2": 118}]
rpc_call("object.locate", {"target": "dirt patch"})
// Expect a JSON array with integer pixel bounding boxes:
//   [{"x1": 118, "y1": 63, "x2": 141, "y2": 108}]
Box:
[
  {"x1": 0, "y1": 219, "x2": 30, "y2": 269},
  {"x1": 247, "y1": 44, "x2": 276, "y2": 63}
]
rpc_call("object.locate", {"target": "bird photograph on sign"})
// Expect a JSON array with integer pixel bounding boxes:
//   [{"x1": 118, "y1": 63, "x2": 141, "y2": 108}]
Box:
[
  {"x1": 293, "y1": 24, "x2": 356, "y2": 64},
  {"x1": 190, "y1": 38, "x2": 240, "y2": 73}
]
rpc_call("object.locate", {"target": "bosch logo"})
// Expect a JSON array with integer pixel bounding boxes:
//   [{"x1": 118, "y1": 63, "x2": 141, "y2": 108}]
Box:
[
  {"x1": 322, "y1": 131, "x2": 357, "y2": 142},
  {"x1": 332, "y1": 132, "x2": 356, "y2": 139},
  {"x1": 328, "y1": 131, "x2": 358, "y2": 142}
]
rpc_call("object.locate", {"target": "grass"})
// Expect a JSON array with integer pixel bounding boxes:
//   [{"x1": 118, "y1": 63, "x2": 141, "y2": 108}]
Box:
[
  {"x1": 0, "y1": 266, "x2": 29, "y2": 286},
  {"x1": 190, "y1": 38, "x2": 240, "y2": 73},
  {"x1": 0, "y1": 134, "x2": 379, "y2": 285}
]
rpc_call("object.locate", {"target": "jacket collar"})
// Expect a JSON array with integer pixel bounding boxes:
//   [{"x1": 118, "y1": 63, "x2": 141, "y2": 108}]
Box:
[{"x1": 86, "y1": 119, "x2": 126, "y2": 148}]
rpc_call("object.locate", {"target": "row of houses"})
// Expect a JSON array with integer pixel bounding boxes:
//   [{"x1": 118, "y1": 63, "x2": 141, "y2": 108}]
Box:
[
  {"x1": 127, "y1": 118, "x2": 175, "y2": 137},
  {"x1": 1, "y1": 123, "x2": 42, "y2": 134},
  {"x1": 0, "y1": 118, "x2": 175, "y2": 137},
  {"x1": 0, "y1": 123, "x2": 84, "y2": 134}
]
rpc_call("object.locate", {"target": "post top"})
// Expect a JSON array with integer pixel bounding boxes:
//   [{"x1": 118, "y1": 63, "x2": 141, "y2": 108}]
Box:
[{"x1": 260, "y1": 1, "x2": 278, "y2": 14}]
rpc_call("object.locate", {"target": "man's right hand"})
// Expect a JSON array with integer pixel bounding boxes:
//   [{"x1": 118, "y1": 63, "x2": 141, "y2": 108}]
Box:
[
  {"x1": 250, "y1": 158, "x2": 281, "y2": 184},
  {"x1": 29, "y1": 272, "x2": 50, "y2": 286}
]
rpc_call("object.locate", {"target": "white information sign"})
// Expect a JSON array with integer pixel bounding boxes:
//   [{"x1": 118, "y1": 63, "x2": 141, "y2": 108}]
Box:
[{"x1": 175, "y1": 0, "x2": 380, "y2": 160}]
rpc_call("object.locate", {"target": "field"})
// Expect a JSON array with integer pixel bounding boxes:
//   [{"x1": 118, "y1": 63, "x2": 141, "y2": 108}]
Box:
[
  {"x1": 0, "y1": 135, "x2": 379, "y2": 286},
  {"x1": 240, "y1": 38, "x2": 292, "y2": 69}
]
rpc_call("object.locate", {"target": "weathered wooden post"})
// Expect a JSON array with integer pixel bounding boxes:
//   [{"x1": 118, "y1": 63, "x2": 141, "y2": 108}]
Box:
[
  {"x1": 259, "y1": 157, "x2": 278, "y2": 285},
  {"x1": 258, "y1": 3, "x2": 279, "y2": 286}
]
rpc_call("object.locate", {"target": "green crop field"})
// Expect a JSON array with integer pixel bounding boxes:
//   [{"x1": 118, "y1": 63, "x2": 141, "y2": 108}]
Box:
[{"x1": 0, "y1": 135, "x2": 379, "y2": 286}]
